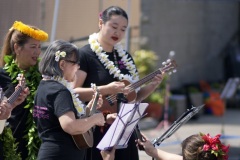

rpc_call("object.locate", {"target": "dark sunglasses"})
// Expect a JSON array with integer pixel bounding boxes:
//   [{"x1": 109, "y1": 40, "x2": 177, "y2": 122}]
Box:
[{"x1": 64, "y1": 59, "x2": 79, "y2": 65}]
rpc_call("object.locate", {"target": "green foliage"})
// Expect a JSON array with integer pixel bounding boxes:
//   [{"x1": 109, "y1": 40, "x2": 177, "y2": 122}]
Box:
[
  {"x1": 0, "y1": 127, "x2": 21, "y2": 160},
  {"x1": 188, "y1": 86, "x2": 200, "y2": 93},
  {"x1": 3, "y1": 55, "x2": 41, "y2": 160},
  {"x1": 147, "y1": 91, "x2": 164, "y2": 104},
  {"x1": 133, "y1": 49, "x2": 158, "y2": 78}
]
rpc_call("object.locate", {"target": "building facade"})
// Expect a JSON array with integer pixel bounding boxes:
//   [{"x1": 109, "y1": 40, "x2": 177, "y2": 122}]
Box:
[{"x1": 0, "y1": 0, "x2": 239, "y2": 90}]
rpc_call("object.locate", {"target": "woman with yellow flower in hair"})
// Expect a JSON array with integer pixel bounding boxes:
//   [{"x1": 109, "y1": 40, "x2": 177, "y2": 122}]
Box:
[{"x1": 0, "y1": 21, "x2": 48, "y2": 160}]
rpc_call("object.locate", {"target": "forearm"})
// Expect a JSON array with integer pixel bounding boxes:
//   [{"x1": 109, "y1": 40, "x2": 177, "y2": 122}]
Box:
[
  {"x1": 136, "y1": 83, "x2": 158, "y2": 101},
  {"x1": 60, "y1": 113, "x2": 99, "y2": 135},
  {"x1": 155, "y1": 149, "x2": 183, "y2": 160},
  {"x1": 71, "y1": 116, "x2": 98, "y2": 135},
  {"x1": 74, "y1": 87, "x2": 94, "y2": 102},
  {"x1": 74, "y1": 85, "x2": 114, "y2": 102}
]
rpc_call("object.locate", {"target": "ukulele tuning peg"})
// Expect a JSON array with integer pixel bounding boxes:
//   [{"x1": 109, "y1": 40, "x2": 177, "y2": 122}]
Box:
[
  {"x1": 169, "y1": 51, "x2": 175, "y2": 58},
  {"x1": 166, "y1": 59, "x2": 171, "y2": 63},
  {"x1": 162, "y1": 61, "x2": 166, "y2": 65},
  {"x1": 168, "y1": 72, "x2": 172, "y2": 75},
  {"x1": 173, "y1": 69, "x2": 177, "y2": 73}
]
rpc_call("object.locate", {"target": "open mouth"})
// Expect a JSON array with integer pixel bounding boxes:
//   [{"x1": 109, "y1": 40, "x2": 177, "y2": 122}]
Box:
[
  {"x1": 112, "y1": 36, "x2": 119, "y2": 41},
  {"x1": 32, "y1": 57, "x2": 38, "y2": 62}
]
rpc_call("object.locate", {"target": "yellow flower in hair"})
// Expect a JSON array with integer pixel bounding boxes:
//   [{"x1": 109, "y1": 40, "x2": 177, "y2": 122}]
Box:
[{"x1": 12, "y1": 21, "x2": 48, "y2": 41}]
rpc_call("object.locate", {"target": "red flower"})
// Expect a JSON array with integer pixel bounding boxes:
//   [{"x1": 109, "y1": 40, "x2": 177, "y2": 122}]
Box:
[
  {"x1": 211, "y1": 144, "x2": 219, "y2": 151},
  {"x1": 222, "y1": 145, "x2": 230, "y2": 152},
  {"x1": 203, "y1": 144, "x2": 210, "y2": 151},
  {"x1": 200, "y1": 133, "x2": 229, "y2": 160}
]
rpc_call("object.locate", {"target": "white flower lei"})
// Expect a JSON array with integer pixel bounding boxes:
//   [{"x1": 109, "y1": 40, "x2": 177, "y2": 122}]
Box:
[
  {"x1": 42, "y1": 75, "x2": 85, "y2": 116},
  {"x1": 88, "y1": 33, "x2": 139, "y2": 83}
]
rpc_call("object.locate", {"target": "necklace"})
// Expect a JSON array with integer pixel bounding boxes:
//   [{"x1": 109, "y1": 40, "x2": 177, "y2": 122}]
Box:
[
  {"x1": 112, "y1": 50, "x2": 119, "y2": 68},
  {"x1": 3, "y1": 55, "x2": 41, "y2": 160},
  {"x1": 88, "y1": 33, "x2": 139, "y2": 83},
  {"x1": 42, "y1": 75, "x2": 85, "y2": 116}
]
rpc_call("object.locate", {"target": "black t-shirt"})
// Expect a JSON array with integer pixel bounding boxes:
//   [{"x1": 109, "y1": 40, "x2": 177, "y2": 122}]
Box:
[
  {"x1": 0, "y1": 68, "x2": 28, "y2": 127},
  {"x1": 0, "y1": 68, "x2": 29, "y2": 159},
  {"x1": 34, "y1": 80, "x2": 85, "y2": 160},
  {"x1": 79, "y1": 44, "x2": 135, "y2": 87},
  {"x1": 78, "y1": 44, "x2": 139, "y2": 160},
  {"x1": 0, "y1": 68, "x2": 13, "y2": 95}
]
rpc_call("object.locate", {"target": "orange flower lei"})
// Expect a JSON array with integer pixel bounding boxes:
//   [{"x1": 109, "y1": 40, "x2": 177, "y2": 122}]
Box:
[
  {"x1": 201, "y1": 133, "x2": 229, "y2": 160},
  {"x1": 11, "y1": 21, "x2": 48, "y2": 41}
]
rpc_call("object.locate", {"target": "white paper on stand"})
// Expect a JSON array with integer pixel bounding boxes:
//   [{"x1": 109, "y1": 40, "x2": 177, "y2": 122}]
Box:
[
  {"x1": 97, "y1": 102, "x2": 148, "y2": 151},
  {"x1": 0, "y1": 120, "x2": 6, "y2": 134}
]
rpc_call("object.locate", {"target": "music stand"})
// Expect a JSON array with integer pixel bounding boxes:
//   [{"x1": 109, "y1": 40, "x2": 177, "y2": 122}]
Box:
[
  {"x1": 97, "y1": 102, "x2": 148, "y2": 151},
  {"x1": 219, "y1": 77, "x2": 240, "y2": 136},
  {"x1": 151, "y1": 104, "x2": 204, "y2": 146},
  {"x1": 220, "y1": 77, "x2": 240, "y2": 99}
]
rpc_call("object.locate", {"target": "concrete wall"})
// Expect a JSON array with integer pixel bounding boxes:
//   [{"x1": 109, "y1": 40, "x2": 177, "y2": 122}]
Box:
[
  {"x1": 141, "y1": 0, "x2": 239, "y2": 89},
  {"x1": 0, "y1": 0, "x2": 42, "y2": 45},
  {"x1": 1, "y1": 0, "x2": 239, "y2": 90},
  {"x1": 0, "y1": 0, "x2": 140, "y2": 47}
]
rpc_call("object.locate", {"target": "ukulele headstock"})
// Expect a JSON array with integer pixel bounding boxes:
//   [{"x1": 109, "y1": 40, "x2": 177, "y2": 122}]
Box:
[
  {"x1": 16, "y1": 74, "x2": 26, "y2": 89},
  {"x1": 91, "y1": 83, "x2": 99, "y2": 95},
  {"x1": 161, "y1": 59, "x2": 177, "y2": 75},
  {"x1": 90, "y1": 83, "x2": 100, "y2": 115}
]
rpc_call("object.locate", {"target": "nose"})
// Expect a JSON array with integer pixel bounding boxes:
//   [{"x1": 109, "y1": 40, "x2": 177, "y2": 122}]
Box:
[
  {"x1": 35, "y1": 48, "x2": 41, "y2": 56},
  {"x1": 114, "y1": 30, "x2": 119, "y2": 36},
  {"x1": 76, "y1": 64, "x2": 80, "y2": 70}
]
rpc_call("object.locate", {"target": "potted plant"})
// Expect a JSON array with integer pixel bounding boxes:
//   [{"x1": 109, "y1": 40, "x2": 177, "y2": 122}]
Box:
[{"x1": 132, "y1": 49, "x2": 166, "y2": 120}]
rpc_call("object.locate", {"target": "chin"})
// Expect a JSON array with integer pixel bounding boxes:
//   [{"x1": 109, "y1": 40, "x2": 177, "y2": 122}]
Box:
[
  {"x1": 67, "y1": 77, "x2": 74, "y2": 82},
  {"x1": 30, "y1": 61, "x2": 37, "y2": 66}
]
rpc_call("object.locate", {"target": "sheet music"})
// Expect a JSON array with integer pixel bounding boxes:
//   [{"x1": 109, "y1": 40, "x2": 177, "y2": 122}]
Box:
[
  {"x1": 97, "y1": 103, "x2": 148, "y2": 151},
  {"x1": 0, "y1": 120, "x2": 6, "y2": 134}
]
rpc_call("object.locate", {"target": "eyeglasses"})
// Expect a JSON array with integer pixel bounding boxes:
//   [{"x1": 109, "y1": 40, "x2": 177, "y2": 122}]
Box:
[{"x1": 64, "y1": 59, "x2": 79, "y2": 65}]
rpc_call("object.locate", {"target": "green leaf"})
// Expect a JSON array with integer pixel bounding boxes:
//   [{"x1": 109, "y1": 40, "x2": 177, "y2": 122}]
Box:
[{"x1": 2, "y1": 55, "x2": 41, "y2": 159}]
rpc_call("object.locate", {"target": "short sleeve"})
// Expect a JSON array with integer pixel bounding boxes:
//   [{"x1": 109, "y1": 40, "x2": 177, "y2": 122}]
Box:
[
  {"x1": 54, "y1": 89, "x2": 75, "y2": 117},
  {"x1": 0, "y1": 68, "x2": 14, "y2": 97},
  {"x1": 78, "y1": 45, "x2": 90, "y2": 73}
]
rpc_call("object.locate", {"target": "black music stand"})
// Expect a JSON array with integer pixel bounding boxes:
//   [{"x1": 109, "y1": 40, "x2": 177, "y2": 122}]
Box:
[
  {"x1": 151, "y1": 104, "x2": 204, "y2": 146},
  {"x1": 148, "y1": 105, "x2": 204, "y2": 160}
]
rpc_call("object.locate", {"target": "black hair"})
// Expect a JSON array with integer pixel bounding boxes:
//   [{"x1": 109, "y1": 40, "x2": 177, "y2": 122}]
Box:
[
  {"x1": 100, "y1": 6, "x2": 128, "y2": 24},
  {"x1": 39, "y1": 40, "x2": 79, "y2": 77}
]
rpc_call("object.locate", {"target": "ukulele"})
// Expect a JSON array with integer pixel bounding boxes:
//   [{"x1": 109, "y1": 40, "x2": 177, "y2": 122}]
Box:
[
  {"x1": 101, "y1": 59, "x2": 177, "y2": 113},
  {"x1": 0, "y1": 74, "x2": 26, "y2": 134},
  {"x1": 72, "y1": 83, "x2": 100, "y2": 149}
]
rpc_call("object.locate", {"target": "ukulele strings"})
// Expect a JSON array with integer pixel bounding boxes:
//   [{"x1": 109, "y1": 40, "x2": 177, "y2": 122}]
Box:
[{"x1": 106, "y1": 69, "x2": 162, "y2": 103}]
